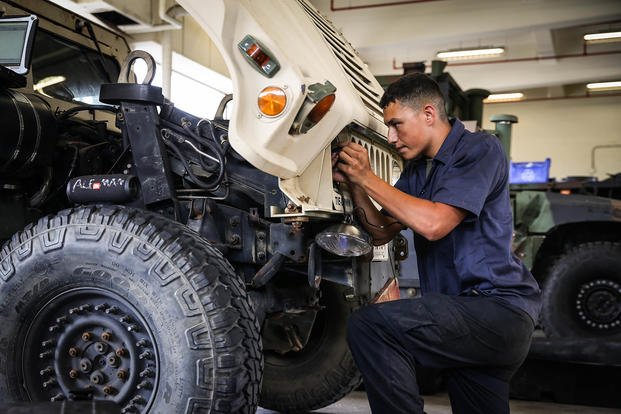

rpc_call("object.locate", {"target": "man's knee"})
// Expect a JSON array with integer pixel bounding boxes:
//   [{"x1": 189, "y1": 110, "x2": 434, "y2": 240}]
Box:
[{"x1": 347, "y1": 306, "x2": 370, "y2": 344}]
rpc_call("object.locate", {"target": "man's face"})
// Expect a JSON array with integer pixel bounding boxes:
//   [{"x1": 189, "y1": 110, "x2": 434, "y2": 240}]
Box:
[{"x1": 383, "y1": 100, "x2": 430, "y2": 160}]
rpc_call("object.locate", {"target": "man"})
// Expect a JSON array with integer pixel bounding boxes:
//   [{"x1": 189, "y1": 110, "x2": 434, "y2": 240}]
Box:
[{"x1": 333, "y1": 73, "x2": 541, "y2": 414}]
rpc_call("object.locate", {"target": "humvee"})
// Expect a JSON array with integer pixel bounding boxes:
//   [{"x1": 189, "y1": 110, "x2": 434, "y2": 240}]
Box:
[{"x1": 0, "y1": 0, "x2": 403, "y2": 412}]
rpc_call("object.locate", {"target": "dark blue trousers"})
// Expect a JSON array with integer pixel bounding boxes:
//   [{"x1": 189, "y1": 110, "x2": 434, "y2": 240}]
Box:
[{"x1": 347, "y1": 293, "x2": 534, "y2": 414}]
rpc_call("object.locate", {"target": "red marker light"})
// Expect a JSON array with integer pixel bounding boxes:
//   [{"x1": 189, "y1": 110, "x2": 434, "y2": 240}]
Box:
[{"x1": 238, "y1": 35, "x2": 280, "y2": 77}]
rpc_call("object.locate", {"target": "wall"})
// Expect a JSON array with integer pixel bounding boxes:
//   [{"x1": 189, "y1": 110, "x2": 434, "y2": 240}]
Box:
[
  {"x1": 482, "y1": 95, "x2": 621, "y2": 181},
  {"x1": 131, "y1": 15, "x2": 229, "y2": 78}
]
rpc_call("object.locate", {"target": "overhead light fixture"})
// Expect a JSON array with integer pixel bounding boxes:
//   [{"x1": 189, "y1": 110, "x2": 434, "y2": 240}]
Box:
[
  {"x1": 436, "y1": 47, "x2": 504, "y2": 60},
  {"x1": 586, "y1": 81, "x2": 621, "y2": 91},
  {"x1": 583, "y1": 31, "x2": 621, "y2": 43},
  {"x1": 484, "y1": 92, "x2": 524, "y2": 103}
]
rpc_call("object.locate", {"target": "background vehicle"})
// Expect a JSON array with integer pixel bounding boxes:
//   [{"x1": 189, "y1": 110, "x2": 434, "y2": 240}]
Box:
[{"x1": 0, "y1": 0, "x2": 402, "y2": 412}]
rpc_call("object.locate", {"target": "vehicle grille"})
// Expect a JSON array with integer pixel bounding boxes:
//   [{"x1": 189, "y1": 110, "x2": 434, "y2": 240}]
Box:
[
  {"x1": 298, "y1": 0, "x2": 385, "y2": 120},
  {"x1": 352, "y1": 134, "x2": 400, "y2": 185}
]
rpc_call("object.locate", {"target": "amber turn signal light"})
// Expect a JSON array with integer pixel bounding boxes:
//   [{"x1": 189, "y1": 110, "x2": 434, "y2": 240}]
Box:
[
  {"x1": 289, "y1": 80, "x2": 337, "y2": 134},
  {"x1": 307, "y1": 93, "x2": 335, "y2": 124},
  {"x1": 258, "y1": 86, "x2": 287, "y2": 117}
]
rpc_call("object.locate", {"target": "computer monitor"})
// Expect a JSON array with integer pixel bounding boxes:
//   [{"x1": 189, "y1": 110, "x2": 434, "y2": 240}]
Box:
[{"x1": 0, "y1": 15, "x2": 38, "y2": 75}]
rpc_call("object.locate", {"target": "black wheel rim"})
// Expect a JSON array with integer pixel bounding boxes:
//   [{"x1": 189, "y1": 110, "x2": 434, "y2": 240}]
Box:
[
  {"x1": 23, "y1": 287, "x2": 159, "y2": 413},
  {"x1": 575, "y1": 279, "x2": 621, "y2": 332}
]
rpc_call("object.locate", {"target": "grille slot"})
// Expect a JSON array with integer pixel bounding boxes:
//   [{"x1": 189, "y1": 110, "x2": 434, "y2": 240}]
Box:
[
  {"x1": 298, "y1": 0, "x2": 384, "y2": 119},
  {"x1": 352, "y1": 136, "x2": 395, "y2": 184}
]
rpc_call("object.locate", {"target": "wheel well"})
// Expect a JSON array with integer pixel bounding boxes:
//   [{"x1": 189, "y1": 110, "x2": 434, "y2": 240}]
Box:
[{"x1": 531, "y1": 221, "x2": 621, "y2": 283}]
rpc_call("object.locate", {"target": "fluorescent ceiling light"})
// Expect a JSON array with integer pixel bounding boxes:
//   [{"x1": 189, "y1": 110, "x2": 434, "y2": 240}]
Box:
[
  {"x1": 586, "y1": 81, "x2": 621, "y2": 91},
  {"x1": 436, "y1": 47, "x2": 504, "y2": 60},
  {"x1": 484, "y1": 92, "x2": 524, "y2": 102},
  {"x1": 583, "y1": 31, "x2": 621, "y2": 42}
]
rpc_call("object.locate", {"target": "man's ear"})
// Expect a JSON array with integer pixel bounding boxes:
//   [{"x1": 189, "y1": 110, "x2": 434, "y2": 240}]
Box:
[{"x1": 423, "y1": 104, "x2": 435, "y2": 123}]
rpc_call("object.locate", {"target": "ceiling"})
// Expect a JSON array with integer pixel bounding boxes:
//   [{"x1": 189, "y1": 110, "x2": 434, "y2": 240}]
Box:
[
  {"x1": 308, "y1": 0, "x2": 621, "y2": 98},
  {"x1": 47, "y1": 0, "x2": 621, "y2": 99}
]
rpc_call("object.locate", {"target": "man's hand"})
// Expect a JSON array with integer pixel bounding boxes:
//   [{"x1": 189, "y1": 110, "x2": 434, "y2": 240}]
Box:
[
  {"x1": 331, "y1": 147, "x2": 348, "y2": 183},
  {"x1": 333, "y1": 141, "x2": 375, "y2": 187}
]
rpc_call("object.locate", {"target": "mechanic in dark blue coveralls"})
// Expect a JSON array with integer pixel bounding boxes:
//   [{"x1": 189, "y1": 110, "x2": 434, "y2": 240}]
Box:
[{"x1": 332, "y1": 73, "x2": 542, "y2": 414}]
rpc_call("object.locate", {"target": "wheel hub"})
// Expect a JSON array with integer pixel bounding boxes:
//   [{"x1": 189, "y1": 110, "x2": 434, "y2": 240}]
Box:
[
  {"x1": 575, "y1": 279, "x2": 621, "y2": 331},
  {"x1": 24, "y1": 288, "x2": 158, "y2": 413}
]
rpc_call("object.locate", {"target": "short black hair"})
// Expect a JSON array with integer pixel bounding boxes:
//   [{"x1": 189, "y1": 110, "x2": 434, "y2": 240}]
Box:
[{"x1": 379, "y1": 73, "x2": 447, "y2": 120}]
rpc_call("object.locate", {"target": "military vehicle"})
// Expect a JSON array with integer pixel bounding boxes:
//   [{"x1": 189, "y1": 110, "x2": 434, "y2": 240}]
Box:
[
  {"x1": 511, "y1": 175, "x2": 621, "y2": 338},
  {"x1": 0, "y1": 0, "x2": 404, "y2": 412}
]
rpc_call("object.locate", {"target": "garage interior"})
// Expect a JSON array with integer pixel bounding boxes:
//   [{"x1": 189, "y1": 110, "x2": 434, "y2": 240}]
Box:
[
  {"x1": 49, "y1": 0, "x2": 621, "y2": 181},
  {"x1": 0, "y1": 0, "x2": 620, "y2": 413}
]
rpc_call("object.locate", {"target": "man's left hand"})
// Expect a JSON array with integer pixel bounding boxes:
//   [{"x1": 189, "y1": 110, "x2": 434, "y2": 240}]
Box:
[{"x1": 335, "y1": 142, "x2": 375, "y2": 187}]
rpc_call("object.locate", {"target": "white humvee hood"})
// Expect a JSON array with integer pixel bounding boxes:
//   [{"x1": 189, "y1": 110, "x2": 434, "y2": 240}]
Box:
[{"x1": 177, "y1": 0, "x2": 389, "y2": 181}]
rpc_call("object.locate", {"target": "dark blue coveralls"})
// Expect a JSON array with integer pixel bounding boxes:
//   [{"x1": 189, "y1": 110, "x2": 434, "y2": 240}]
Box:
[{"x1": 347, "y1": 119, "x2": 542, "y2": 414}]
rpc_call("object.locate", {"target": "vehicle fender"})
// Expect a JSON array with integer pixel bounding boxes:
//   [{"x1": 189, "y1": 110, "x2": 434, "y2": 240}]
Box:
[{"x1": 515, "y1": 191, "x2": 621, "y2": 235}]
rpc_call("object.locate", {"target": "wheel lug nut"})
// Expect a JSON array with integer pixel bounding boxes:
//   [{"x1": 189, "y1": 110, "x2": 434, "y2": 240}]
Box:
[
  {"x1": 69, "y1": 369, "x2": 79, "y2": 379},
  {"x1": 48, "y1": 325, "x2": 60, "y2": 333},
  {"x1": 55, "y1": 316, "x2": 68, "y2": 324},
  {"x1": 127, "y1": 324, "x2": 139, "y2": 332},
  {"x1": 43, "y1": 378, "x2": 57, "y2": 388},
  {"x1": 119, "y1": 315, "x2": 131, "y2": 323},
  {"x1": 40, "y1": 366, "x2": 54, "y2": 376},
  {"x1": 106, "y1": 306, "x2": 120, "y2": 314},
  {"x1": 94, "y1": 303, "x2": 109, "y2": 311},
  {"x1": 115, "y1": 348, "x2": 127, "y2": 358},
  {"x1": 121, "y1": 404, "x2": 137, "y2": 413},
  {"x1": 41, "y1": 339, "x2": 56, "y2": 348},
  {"x1": 50, "y1": 393, "x2": 65, "y2": 402},
  {"x1": 131, "y1": 396, "x2": 146, "y2": 405},
  {"x1": 69, "y1": 307, "x2": 81, "y2": 315},
  {"x1": 90, "y1": 370, "x2": 105, "y2": 385},
  {"x1": 138, "y1": 351, "x2": 152, "y2": 360},
  {"x1": 101, "y1": 331, "x2": 113, "y2": 341},
  {"x1": 139, "y1": 368, "x2": 154, "y2": 378},
  {"x1": 39, "y1": 350, "x2": 53, "y2": 359},
  {"x1": 82, "y1": 332, "x2": 93, "y2": 342},
  {"x1": 79, "y1": 358, "x2": 93, "y2": 373},
  {"x1": 94, "y1": 342, "x2": 108, "y2": 354},
  {"x1": 117, "y1": 369, "x2": 128, "y2": 381},
  {"x1": 68, "y1": 347, "x2": 81, "y2": 357},
  {"x1": 136, "y1": 339, "x2": 149, "y2": 347},
  {"x1": 79, "y1": 304, "x2": 92, "y2": 312},
  {"x1": 103, "y1": 385, "x2": 116, "y2": 395},
  {"x1": 107, "y1": 353, "x2": 120, "y2": 368},
  {"x1": 137, "y1": 380, "x2": 152, "y2": 390}
]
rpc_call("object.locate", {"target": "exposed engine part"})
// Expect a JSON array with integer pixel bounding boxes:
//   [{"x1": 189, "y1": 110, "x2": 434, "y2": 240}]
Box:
[{"x1": 0, "y1": 88, "x2": 56, "y2": 177}]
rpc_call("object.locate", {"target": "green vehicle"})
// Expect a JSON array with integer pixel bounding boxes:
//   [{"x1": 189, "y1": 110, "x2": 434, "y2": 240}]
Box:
[{"x1": 511, "y1": 174, "x2": 621, "y2": 338}]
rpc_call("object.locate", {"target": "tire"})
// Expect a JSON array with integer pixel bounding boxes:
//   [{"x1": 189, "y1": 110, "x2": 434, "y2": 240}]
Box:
[
  {"x1": 259, "y1": 283, "x2": 361, "y2": 413},
  {"x1": 540, "y1": 241, "x2": 621, "y2": 338},
  {"x1": 0, "y1": 205, "x2": 262, "y2": 413}
]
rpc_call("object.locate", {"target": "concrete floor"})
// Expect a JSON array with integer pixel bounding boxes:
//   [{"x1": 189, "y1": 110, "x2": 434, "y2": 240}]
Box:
[{"x1": 258, "y1": 391, "x2": 620, "y2": 413}]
